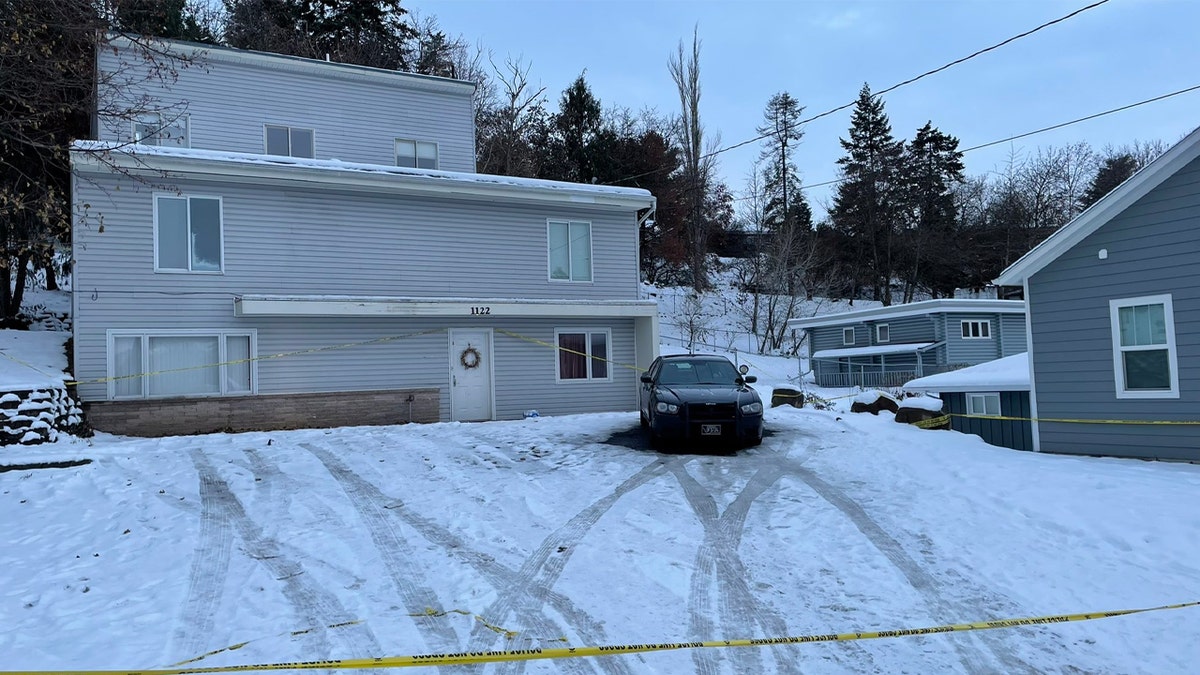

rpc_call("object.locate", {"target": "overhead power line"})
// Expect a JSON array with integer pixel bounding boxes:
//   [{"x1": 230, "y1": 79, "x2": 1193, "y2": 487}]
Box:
[{"x1": 606, "y1": 0, "x2": 1112, "y2": 186}]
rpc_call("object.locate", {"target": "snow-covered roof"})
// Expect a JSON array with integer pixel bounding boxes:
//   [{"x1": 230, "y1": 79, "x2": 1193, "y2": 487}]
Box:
[
  {"x1": 903, "y1": 352, "x2": 1030, "y2": 393},
  {"x1": 70, "y1": 142, "x2": 655, "y2": 210},
  {"x1": 812, "y1": 342, "x2": 936, "y2": 359},
  {"x1": 995, "y1": 124, "x2": 1200, "y2": 285},
  {"x1": 788, "y1": 299, "x2": 1025, "y2": 331}
]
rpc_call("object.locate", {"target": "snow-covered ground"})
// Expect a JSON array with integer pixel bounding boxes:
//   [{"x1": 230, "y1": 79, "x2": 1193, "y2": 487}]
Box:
[{"x1": 3, "y1": 288, "x2": 1200, "y2": 673}]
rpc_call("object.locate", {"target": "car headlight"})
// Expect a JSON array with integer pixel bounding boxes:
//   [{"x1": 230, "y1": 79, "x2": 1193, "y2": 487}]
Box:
[
  {"x1": 741, "y1": 402, "x2": 763, "y2": 414},
  {"x1": 656, "y1": 401, "x2": 680, "y2": 414}
]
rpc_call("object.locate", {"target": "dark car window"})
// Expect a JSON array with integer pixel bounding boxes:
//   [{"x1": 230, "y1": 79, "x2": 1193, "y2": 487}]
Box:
[{"x1": 658, "y1": 359, "x2": 739, "y2": 385}]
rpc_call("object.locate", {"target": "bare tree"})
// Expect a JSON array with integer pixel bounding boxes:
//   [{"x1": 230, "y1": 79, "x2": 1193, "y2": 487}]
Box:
[
  {"x1": 668, "y1": 26, "x2": 718, "y2": 291},
  {"x1": 476, "y1": 55, "x2": 547, "y2": 177}
]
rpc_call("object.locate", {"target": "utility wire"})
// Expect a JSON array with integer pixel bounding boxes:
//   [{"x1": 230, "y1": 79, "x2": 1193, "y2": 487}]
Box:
[{"x1": 606, "y1": 0, "x2": 1112, "y2": 186}]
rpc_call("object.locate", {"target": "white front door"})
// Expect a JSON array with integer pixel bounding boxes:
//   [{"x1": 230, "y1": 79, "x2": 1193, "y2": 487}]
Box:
[{"x1": 449, "y1": 328, "x2": 493, "y2": 422}]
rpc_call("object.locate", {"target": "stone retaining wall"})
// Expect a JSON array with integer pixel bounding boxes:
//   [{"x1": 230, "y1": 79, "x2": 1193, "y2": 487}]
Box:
[{"x1": 1, "y1": 388, "x2": 85, "y2": 445}]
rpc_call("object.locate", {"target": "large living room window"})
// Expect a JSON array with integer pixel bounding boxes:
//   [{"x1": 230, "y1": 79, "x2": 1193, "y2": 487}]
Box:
[
  {"x1": 1110, "y1": 294, "x2": 1179, "y2": 398},
  {"x1": 108, "y1": 331, "x2": 255, "y2": 399},
  {"x1": 556, "y1": 329, "x2": 610, "y2": 382},
  {"x1": 548, "y1": 220, "x2": 592, "y2": 282},
  {"x1": 155, "y1": 195, "x2": 223, "y2": 272}
]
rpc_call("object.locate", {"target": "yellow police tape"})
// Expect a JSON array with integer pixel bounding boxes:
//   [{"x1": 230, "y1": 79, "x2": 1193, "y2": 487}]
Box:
[
  {"x1": 948, "y1": 413, "x2": 1200, "y2": 426},
  {"x1": 911, "y1": 414, "x2": 951, "y2": 429},
  {"x1": 495, "y1": 329, "x2": 646, "y2": 373},
  {"x1": 11, "y1": 600, "x2": 1197, "y2": 674},
  {"x1": 168, "y1": 621, "x2": 365, "y2": 667}
]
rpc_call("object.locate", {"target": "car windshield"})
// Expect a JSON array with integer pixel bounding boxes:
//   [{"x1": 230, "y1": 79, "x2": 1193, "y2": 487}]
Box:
[{"x1": 657, "y1": 359, "x2": 740, "y2": 385}]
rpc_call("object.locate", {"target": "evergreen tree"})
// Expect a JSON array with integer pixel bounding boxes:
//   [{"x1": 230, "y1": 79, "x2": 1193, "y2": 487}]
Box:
[
  {"x1": 755, "y1": 92, "x2": 810, "y2": 232},
  {"x1": 829, "y1": 84, "x2": 905, "y2": 304},
  {"x1": 542, "y1": 74, "x2": 603, "y2": 183},
  {"x1": 112, "y1": 0, "x2": 218, "y2": 43},
  {"x1": 902, "y1": 121, "x2": 964, "y2": 299},
  {"x1": 1079, "y1": 152, "x2": 1138, "y2": 210}
]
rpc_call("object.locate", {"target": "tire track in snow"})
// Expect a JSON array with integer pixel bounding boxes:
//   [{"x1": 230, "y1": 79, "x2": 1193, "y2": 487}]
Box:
[
  {"x1": 670, "y1": 460, "x2": 800, "y2": 675},
  {"x1": 781, "y1": 431, "x2": 1037, "y2": 675},
  {"x1": 186, "y1": 449, "x2": 383, "y2": 668},
  {"x1": 169, "y1": 451, "x2": 235, "y2": 662},
  {"x1": 477, "y1": 457, "x2": 670, "y2": 675}
]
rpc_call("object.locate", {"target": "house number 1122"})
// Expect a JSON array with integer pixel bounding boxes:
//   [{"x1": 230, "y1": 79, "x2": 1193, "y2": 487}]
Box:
[{"x1": 471, "y1": 306, "x2": 491, "y2": 315}]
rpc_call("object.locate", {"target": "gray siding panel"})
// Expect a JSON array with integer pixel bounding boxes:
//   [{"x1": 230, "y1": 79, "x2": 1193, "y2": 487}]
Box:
[
  {"x1": 944, "y1": 314, "x2": 1001, "y2": 364},
  {"x1": 97, "y1": 44, "x2": 476, "y2": 171},
  {"x1": 1028, "y1": 154, "x2": 1200, "y2": 460},
  {"x1": 1000, "y1": 314, "x2": 1028, "y2": 356}
]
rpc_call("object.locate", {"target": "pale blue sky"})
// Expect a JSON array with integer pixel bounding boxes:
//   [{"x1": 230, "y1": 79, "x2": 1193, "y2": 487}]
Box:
[{"x1": 422, "y1": 0, "x2": 1200, "y2": 215}]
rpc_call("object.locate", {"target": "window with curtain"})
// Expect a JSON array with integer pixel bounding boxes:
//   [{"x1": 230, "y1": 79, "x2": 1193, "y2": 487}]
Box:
[
  {"x1": 156, "y1": 195, "x2": 222, "y2": 272},
  {"x1": 109, "y1": 332, "x2": 255, "y2": 399},
  {"x1": 556, "y1": 330, "x2": 610, "y2": 381},
  {"x1": 1110, "y1": 295, "x2": 1178, "y2": 397},
  {"x1": 548, "y1": 220, "x2": 592, "y2": 282}
]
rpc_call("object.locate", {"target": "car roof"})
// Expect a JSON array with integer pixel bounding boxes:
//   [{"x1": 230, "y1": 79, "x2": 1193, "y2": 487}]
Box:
[{"x1": 661, "y1": 354, "x2": 731, "y2": 361}]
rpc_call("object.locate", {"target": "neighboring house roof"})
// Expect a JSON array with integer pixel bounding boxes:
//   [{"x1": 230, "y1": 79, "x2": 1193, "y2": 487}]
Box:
[
  {"x1": 812, "y1": 342, "x2": 937, "y2": 360},
  {"x1": 788, "y1": 299, "x2": 1025, "y2": 331},
  {"x1": 995, "y1": 124, "x2": 1200, "y2": 285},
  {"x1": 107, "y1": 34, "x2": 475, "y2": 95},
  {"x1": 904, "y1": 352, "x2": 1030, "y2": 393},
  {"x1": 70, "y1": 142, "x2": 655, "y2": 210}
]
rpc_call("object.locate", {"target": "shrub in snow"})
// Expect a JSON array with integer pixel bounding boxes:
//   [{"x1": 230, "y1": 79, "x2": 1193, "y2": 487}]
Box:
[
  {"x1": 850, "y1": 390, "x2": 899, "y2": 415},
  {"x1": 803, "y1": 393, "x2": 836, "y2": 411},
  {"x1": 770, "y1": 387, "x2": 804, "y2": 408},
  {"x1": 895, "y1": 396, "x2": 948, "y2": 427}
]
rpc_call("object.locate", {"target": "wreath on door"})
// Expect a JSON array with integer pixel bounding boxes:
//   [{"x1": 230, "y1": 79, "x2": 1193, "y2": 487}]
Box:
[{"x1": 459, "y1": 346, "x2": 482, "y2": 370}]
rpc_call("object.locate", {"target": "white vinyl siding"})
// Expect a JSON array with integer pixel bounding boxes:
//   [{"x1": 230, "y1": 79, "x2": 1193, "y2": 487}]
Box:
[
  {"x1": 1109, "y1": 294, "x2": 1179, "y2": 399},
  {"x1": 876, "y1": 324, "x2": 890, "y2": 343},
  {"x1": 154, "y1": 195, "x2": 223, "y2": 272},
  {"x1": 967, "y1": 392, "x2": 1001, "y2": 417},
  {"x1": 548, "y1": 220, "x2": 592, "y2": 282},
  {"x1": 555, "y1": 328, "x2": 611, "y2": 382},
  {"x1": 264, "y1": 124, "x2": 315, "y2": 158},
  {"x1": 133, "y1": 112, "x2": 189, "y2": 147},
  {"x1": 396, "y1": 139, "x2": 438, "y2": 169},
  {"x1": 961, "y1": 320, "x2": 991, "y2": 339},
  {"x1": 107, "y1": 330, "x2": 256, "y2": 400},
  {"x1": 842, "y1": 327, "x2": 855, "y2": 345}
]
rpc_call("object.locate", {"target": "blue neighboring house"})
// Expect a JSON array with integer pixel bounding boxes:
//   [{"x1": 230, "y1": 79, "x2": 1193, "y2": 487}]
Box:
[
  {"x1": 787, "y1": 300, "x2": 1027, "y2": 388},
  {"x1": 995, "y1": 125, "x2": 1200, "y2": 462},
  {"x1": 904, "y1": 353, "x2": 1033, "y2": 451}
]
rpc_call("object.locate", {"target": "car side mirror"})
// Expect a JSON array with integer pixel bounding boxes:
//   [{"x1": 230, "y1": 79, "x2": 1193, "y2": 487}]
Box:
[
  {"x1": 741, "y1": 375, "x2": 757, "y2": 384},
  {"x1": 640, "y1": 375, "x2": 653, "y2": 384}
]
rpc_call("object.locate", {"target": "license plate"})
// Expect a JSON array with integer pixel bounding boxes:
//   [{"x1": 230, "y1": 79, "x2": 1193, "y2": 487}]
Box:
[{"x1": 700, "y1": 424, "x2": 722, "y2": 436}]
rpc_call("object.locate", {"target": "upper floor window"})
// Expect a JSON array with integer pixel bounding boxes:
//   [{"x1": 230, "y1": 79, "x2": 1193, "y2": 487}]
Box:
[
  {"x1": 1110, "y1": 294, "x2": 1179, "y2": 398},
  {"x1": 265, "y1": 124, "x2": 314, "y2": 158},
  {"x1": 961, "y1": 320, "x2": 991, "y2": 339},
  {"x1": 842, "y1": 327, "x2": 855, "y2": 345},
  {"x1": 556, "y1": 329, "x2": 611, "y2": 382},
  {"x1": 155, "y1": 195, "x2": 222, "y2": 272},
  {"x1": 875, "y1": 324, "x2": 890, "y2": 343},
  {"x1": 109, "y1": 330, "x2": 255, "y2": 399},
  {"x1": 548, "y1": 220, "x2": 592, "y2": 282},
  {"x1": 133, "y1": 113, "x2": 189, "y2": 147},
  {"x1": 396, "y1": 139, "x2": 438, "y2": 169}
]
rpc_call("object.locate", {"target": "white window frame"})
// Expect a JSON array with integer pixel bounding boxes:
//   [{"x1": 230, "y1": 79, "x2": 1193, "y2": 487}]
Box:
[
  {"x1": 153, "y1": 193, "x2": 225, "y2": 273},
  {"x1": 1109, "y1": 293, "x2": 1179, "y2": 399},
  {"x1": 960, "y1": 319, "x2": 991, "y2": 340},
  {"x1": 134, "y1": 112, "x2": 190, "y2": 147},
  {"x1": 263, "y1": 124, "x2": 315, "y2": 158},
  {"x1": 875, "y1": 324, "x2": 890, "y2": 343},
  {"x1": 966, "y1": 392, "x2": 1002, "y2": 417},
  {"x1": 106, "y1": 329, "x2": 258, "y2": 400},
  {"x1": 547, "y1": 219, "x2": 594, "y2": 283},
  {"x1": 395, "y1": 138, "x2": 439, "y2": 169},
  {"x1": 842, "y1": 327, "x2": 855, "y2": 345},
  {"x1": 553, "y1": 328, "x2": 613, "y2": 383}
]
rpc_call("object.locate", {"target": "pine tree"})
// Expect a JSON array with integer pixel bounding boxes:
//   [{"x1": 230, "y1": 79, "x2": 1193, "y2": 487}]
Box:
[
  {"x1": 1079, "y1": 152, "x2": 1138, "y2": 210},
  {"x1": 902, "y1": 121, "x2": 964, "y2": 299},
  {"x1": 829, "y1": 84, "x2": 905, "y2": 304},
  {"x1": 112, "y1": 0, "x2": 218, "y2": 43},
  {"x1": 755, "y1": 92, "x2": 813, "y2": 297},
  {"x1": 543, "y1": 74, "x2": 603, "y2": 184}
]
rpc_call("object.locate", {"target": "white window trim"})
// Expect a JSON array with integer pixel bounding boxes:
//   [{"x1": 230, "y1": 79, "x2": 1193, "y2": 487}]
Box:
[
  {"x1": 547, "y1": 219, "x2": 594, "y2": 283},
  {"x1": 1109, "y1": 293, "x2": 1179, "y2": 399},
  {"x1": 132, "y1": 113, "x2": 161, "y2": 145},
  {"x1": 553, "y1": 328, "x2": 613, "y2": 383},
  {"x1": 875, "y1": 323, "x2": 890, "y2": 343},
  {"x1": 105, "y1": 329, "x2": 258, "y2": 400},
  {"x1": 263, "y1": 123, "x2": 316, "y2": 158},
  {"x1": 842, "y1": 327, "x2": 855, "y2": 346},
  {"x1": 966, "y1": 391, "x2": 1002, "y2": 417},
  {"x1": 395, "y1": 138, "x2": 439, "y2": 169},
  {"x1": 960, "y1": 319, "x2": 992, "y2": 340},
  {"x1": 153, "y1": 193, "x2": 225, "y2": 274}
]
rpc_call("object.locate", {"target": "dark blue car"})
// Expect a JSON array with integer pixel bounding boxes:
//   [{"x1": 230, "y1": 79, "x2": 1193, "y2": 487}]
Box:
[{"x1": 639, "y1": 354, "x2": 764, "y2": 448}]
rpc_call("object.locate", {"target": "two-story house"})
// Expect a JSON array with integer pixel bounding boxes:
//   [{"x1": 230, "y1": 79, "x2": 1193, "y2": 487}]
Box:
[
  {"x1": 71, "y1": 36, "x2": 658, "y2": 436},
  {"x1": 787, "y1": 299, "x2": 1026, "y2": 388}
]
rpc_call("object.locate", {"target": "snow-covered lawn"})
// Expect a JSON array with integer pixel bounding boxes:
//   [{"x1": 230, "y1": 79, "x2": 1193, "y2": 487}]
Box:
[{"x1": 3, "y1": 403, "x2": 1199, "y2": 674}]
